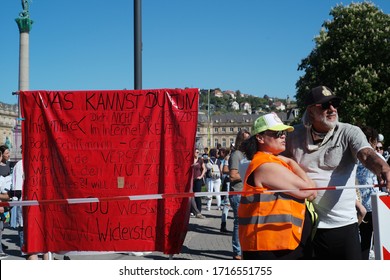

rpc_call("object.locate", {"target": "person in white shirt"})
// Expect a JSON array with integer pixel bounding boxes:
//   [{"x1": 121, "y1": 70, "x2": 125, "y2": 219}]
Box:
[{"x1": 285, "y1": 86, "x2": 390, "y2": 259}]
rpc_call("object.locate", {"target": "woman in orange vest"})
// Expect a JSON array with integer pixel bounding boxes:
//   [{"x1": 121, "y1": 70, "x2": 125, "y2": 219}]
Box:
[{"x1": 238, "y1": 112, "x2": 317, "y2": 260}]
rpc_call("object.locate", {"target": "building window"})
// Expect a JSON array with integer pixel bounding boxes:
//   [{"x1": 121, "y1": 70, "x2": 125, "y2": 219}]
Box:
[
  {"x1": 222, "y1": 127, "x2": 226, "y2": 132},
  {"x1": 230, "y1": 138, "x2": 234, "y2": 147},
  {"x1": 214, "y1": 127, "x2": 218, "y2": 133},
  {"x1": 222, "y1": 138, "x2": 226, "y2": 147},
  {"x1": 214, "y1": 139, "x2": 219, "y2": 147},
  {"x1": 230, "y1": 127, "x2": 234, "y2": 132}
]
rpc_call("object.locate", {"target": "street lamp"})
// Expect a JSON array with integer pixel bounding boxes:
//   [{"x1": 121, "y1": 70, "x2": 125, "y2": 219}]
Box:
[
  {"x1": 134, "y1": 0, "x2": 142, "y2": 89},
  {"x1": 207, "y1": 89, "x2": 211, "y2": 148}
]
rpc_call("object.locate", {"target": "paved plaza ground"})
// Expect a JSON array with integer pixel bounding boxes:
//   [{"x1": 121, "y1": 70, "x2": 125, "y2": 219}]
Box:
[{"x1": 2, "y1": 198, "x2": 235, "y2": 260}]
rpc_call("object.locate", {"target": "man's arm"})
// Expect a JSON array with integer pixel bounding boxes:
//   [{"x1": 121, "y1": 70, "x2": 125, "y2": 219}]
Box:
[{"x1": 358, "y1": 147, "x2": 390, "y2": 192}]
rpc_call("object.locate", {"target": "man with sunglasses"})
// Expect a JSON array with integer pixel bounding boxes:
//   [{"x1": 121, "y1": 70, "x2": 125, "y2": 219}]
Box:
[{"x1": 285, "y1": 86, "x2": 390, "y2": 260}]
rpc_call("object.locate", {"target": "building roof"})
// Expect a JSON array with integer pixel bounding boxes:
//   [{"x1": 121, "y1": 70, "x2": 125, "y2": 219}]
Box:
[{"x1": 197, "y1": 111, "x2": 297, "y2": 125}]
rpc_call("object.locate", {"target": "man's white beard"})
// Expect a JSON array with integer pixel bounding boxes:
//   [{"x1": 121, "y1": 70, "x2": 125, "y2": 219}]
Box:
[{"x1": 320, "y1": 113, "x2": 338, "y2": 130}]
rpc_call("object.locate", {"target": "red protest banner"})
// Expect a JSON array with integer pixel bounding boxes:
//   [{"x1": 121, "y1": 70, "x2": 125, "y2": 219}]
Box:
[{"x1": 19, "y1": 89, "x2": 199, "y2": 254}]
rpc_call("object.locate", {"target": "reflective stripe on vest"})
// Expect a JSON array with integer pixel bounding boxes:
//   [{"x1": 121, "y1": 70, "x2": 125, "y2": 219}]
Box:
[{"x1": 239, "y1": 214, "x2": 304, "y2": 227}]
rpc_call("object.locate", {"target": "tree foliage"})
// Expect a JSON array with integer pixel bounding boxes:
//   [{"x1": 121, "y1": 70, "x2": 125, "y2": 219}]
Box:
[{"x1": 296, "y1": 2, "x2": 390, "y2": 143}]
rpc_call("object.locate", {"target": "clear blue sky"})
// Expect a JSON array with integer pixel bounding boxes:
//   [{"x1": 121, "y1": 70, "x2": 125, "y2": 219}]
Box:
[{"x1": 1, "y1": 0, "x2": 390, "y2": 105}]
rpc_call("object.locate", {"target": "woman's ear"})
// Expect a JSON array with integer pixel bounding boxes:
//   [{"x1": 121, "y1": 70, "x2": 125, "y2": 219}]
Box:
[{"x1": 256, "y1": 134, "x2": 264, "y2": 144}]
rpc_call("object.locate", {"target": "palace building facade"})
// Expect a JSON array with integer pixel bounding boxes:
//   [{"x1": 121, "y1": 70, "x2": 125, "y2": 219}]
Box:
[{"x1": 0, "y1": 102, "x2": 21, "y2": 161}]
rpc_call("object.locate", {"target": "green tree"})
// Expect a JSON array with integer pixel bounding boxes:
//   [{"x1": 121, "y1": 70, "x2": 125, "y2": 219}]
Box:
[{"x1": 296, "y1": 2, "x2": 390, "y2": 143}]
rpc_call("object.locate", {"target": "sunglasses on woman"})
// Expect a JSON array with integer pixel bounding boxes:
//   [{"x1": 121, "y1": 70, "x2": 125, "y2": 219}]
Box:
[
  {"x1": 315, "y1": 99, "x2": 341, "y2": 110},
  {"x1": 264, "y1": 130, "x2": 287, "y2": 138}
]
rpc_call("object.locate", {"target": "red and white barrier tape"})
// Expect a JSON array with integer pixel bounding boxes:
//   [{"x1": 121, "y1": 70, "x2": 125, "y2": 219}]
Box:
[
  {"x1": 267, "y1": 184, "x2": 387, "y2": 193},
  {"x1": 0, "y1": 184, "x2": 387, "y2": 208}
]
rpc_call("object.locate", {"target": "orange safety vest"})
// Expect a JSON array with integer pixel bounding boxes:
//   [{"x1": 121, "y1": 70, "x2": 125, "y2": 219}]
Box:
[{"x1": 238, "y1": 151, "x2": 306, "y2": 251}]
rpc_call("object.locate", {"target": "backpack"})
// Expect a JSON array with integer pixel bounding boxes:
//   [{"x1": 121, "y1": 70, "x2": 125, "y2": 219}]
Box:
[{"x1": 208, "y1": 158, "x2": 221, "y2": 180}]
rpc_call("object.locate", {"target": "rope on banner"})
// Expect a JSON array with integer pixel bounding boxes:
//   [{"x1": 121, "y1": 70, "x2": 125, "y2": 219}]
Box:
[{"x1": 0, "y1": 184, "x2": 387, "y2": 208}]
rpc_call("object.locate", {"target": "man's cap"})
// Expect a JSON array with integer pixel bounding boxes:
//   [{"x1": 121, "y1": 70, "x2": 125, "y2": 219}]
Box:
[
  {"x1": 252, "y1": 112, "x2": 294, "y2": 135},
  {"x1": 305, "y1": 86, "x2": 342, "y2": 106}
]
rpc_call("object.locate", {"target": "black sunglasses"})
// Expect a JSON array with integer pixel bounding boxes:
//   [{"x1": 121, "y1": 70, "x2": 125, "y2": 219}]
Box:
[
  {"x1": 263, "y1": 130, "x2": 287, "y2": 138},
  {"x1": 376, "y1": 146, "x2": 383, "y2": 151},
  {"x1": 315, "y1": 99, "x2": 341, "y2": 110}
]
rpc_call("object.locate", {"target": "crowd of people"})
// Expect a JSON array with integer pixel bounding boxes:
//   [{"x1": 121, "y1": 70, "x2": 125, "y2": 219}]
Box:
[
  {"x1": 0, "y1": 144, "x2": 12, "y2": 259},
  {"x1": 0, "y1": 144, "x2": 49, "y2": 260}
]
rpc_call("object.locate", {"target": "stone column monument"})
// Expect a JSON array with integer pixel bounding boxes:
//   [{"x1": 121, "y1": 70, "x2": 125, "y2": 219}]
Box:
[
  {"x1": 13, "y1": 0, "x2": 33, "y2": 160},
  {"x1": 15, "y1": 0, "x2": 33, "y2": 91}
]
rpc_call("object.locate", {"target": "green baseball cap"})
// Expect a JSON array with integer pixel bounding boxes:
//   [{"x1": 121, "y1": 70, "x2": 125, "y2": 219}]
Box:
[{"x1": 252, "y1": 112, "x2": 294, "y2": 135}]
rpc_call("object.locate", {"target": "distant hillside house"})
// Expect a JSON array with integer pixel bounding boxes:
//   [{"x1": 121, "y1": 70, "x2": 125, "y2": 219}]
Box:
[
  {"x1": 241, "y1": 102, "x2": 252, "y2": 114},
  {"x1": 223, "y1": 90, "x2": 236, "y2": 100},
  {"x1": 274, "y1": 101, "x2": 285, "y2": 111},
  {"x1": 214, "y1": 89, "x2": 224, "y2": 98},
  {"x1": 231, "y1": 101, "x2": 240, "y2": 111}
]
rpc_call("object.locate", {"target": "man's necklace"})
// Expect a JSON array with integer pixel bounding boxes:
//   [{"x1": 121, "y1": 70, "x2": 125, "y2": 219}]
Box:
[{"x1": 311, "y1": 128, "x2": 327, "y2": 144}]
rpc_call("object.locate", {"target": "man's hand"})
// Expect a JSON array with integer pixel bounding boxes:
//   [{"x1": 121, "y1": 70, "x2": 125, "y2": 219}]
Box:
[
  {"x1": 358, "y1": 147, "x2": 390, "y2": 193},
  {"x1": 378, "y1": 168, "x2": 390, "y2": 193}
]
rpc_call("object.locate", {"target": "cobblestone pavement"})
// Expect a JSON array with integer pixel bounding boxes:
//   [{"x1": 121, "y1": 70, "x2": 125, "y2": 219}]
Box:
[{"x1": 2, "y1": 199, "x2": 235, "y2": 260}]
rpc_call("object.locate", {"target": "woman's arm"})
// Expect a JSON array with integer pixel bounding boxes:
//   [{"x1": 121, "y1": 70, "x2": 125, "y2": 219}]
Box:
[
  {"x1": 277, "y1": 155, "x2": 315, "y2": 189},
  {"x1": 222, "y1": 155, "x2": 230, "y2": 175},
  {"x1": 198, "y1": 161, "x2": 206, "y2": 179},
  {"x1": 0, "y1": 193, "x2": 9, "y2": 201},
  {"x1": 254, "y1": 162, "x2": 317, "y2": 200},
  {"x1": 229, "y1": 168, "x2": 241, "y2": 182},
  {"x1": 356, "y1": 199, "x2": 367, "y2": 225}
]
